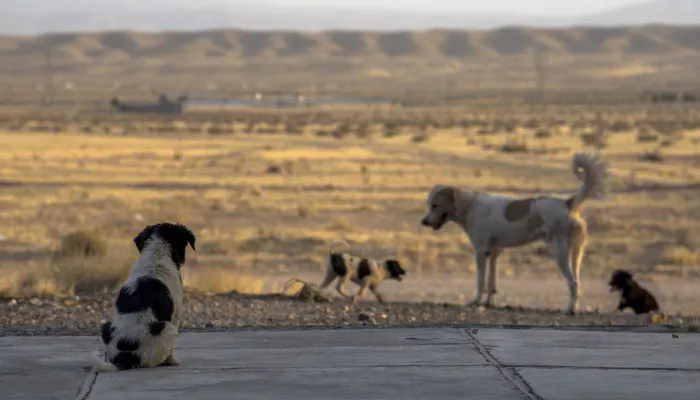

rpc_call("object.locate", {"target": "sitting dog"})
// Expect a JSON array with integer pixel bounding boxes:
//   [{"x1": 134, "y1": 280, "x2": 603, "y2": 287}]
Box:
[
  {"x1": 91, "y1": 222, "x2": 196, "y2": 371},
  {"x1": 319, "y1": 240, "x2": 406, "y2": 304},
  {"x1": 420, "y1": 152, "x2": 608, "y2": 315},
  {"x1": 609, "y1": 269, "x2": 659, "y2": 314}
]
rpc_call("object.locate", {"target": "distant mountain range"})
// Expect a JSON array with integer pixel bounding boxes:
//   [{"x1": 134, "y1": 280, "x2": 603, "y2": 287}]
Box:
[{"x1": 1, "y1": 0, "x2": 699, "y2": 35}]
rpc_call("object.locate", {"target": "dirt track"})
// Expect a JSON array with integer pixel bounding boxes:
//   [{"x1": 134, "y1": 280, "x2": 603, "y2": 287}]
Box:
[{"x1": 2, "y1": 288, "x2": 698, "y2": 337}]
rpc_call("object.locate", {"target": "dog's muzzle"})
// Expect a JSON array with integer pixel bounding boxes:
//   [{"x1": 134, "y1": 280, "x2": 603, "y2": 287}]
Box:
[{"x1": 421, "y1": 214, "x2": 446, "y2": 231}]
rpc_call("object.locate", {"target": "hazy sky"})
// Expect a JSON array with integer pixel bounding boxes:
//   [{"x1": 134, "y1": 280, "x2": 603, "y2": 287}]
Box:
[
  {"x1": 7, "y1": 0, "x2": 651, "y2": 16},
  {"x1": 271, "y1": 0, "x2": 647, "y2": 15}
]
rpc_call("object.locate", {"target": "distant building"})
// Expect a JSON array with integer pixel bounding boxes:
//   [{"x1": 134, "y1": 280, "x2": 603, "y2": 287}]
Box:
[{"x1": 110, "y1": 93, "x2": 187, "y2": 115}]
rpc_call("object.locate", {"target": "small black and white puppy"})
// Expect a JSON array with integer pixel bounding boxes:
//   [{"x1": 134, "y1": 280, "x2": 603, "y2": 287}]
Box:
[
  {"x1": 609, "y1": 269, "x2": 659, "y2": 315},
  {"x1": 319, "y1": 240, "x2": 406, "y2": 304},
  {"x1": 91, "y1": 222, "x2": 196, "y2": 371}
]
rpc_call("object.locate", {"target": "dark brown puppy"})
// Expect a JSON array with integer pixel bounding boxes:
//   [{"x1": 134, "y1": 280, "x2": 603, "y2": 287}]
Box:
[{"x1": 609, "y1": 269, "x2": 659, "y2": 315}]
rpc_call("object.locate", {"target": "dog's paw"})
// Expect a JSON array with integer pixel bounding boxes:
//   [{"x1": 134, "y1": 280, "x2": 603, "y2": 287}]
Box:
[
  {"x1": 160, "y1": 355, "x2": 180, "y2": 367},
  {"x1": 563, "y1": 307, "x2": 577, "y2": 316},
  {"x1": 465, "y1": 299, "x2": 482, "y2": 308}
]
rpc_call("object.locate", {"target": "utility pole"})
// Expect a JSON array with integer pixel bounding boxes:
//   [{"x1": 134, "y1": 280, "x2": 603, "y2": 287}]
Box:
[
  {"x1": 444, "y1": 77, "x2": 452, "y2": 104},
  {"x1": 533, "y1": 45, "x2": 546, "y2": 111},
  {"x1": 44, "y1": 48, "x2": 55, "y2": 107}
]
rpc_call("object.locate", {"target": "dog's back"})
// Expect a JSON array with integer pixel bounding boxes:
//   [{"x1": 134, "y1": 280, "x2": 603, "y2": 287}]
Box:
[{"x1": 627, "y1": 282, "x2": 659, "y2": 314}]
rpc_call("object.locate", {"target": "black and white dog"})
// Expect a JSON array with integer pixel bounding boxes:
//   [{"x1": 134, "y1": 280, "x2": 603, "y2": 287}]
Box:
[
  {"x1": 609, "y1": 269, "x2": 659, "y2": 315},
  {"x1": 319, "y1": 240, "x2": 406, "y2": 304},
  {"x1": 91, "y1": 223, "x2": 196, "y2": 371}
]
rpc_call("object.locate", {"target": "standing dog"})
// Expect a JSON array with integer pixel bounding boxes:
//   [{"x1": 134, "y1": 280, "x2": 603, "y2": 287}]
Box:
[
  {"x1": 609, "y1": 269, "x2": 659, "y2": 314},
  {"x1": 420, "y1": 152, "x2": 608, "y2": 315},
  {"x1": 91, "y1": 222, "x2": 196, "y2": 371},
  {"x1": 319, "y1": 240, "x2": 406, "y2": 304}
]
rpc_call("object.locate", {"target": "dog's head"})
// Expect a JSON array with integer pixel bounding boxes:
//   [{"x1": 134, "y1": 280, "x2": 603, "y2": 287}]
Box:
[
  {"x1": 133, "y1": 222, "x2": 196, "y2": 267},
  {"x1": 384, "y1": 259, "x2": 406, "y2": 282},
  {"x1": 609, "y1": 269, "x2": 633, "y2": 292},
  {"x1": 421, "y1": 185, "x2": 467, "y2": 231}
]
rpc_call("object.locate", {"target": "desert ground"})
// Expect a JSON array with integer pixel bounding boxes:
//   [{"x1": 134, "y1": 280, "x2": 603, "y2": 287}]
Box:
[{"x1": 0, "y1": 102, "x2": 699, "y2": 335}]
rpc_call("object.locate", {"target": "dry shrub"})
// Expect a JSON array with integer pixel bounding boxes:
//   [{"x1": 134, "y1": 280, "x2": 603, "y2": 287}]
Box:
[
  {"x1": 283, "y1": 278, "x2": 332, "y2": 303},
  {"x1": 297, "y1": 203, "x2": 315, "y2": 218},
  {"x1": 522, "y1": 118, "x2": 539, "y2": 129},
  {"x1": 476, "y1": 127, "x2": 497, "y2": 135},
  {"x1": 659, "y1": 138, "x2": 676, "y2": 148},
  {"x1": 534, "y1": 128, "x2": 553, "y2": 139},
  {"x1": 285, "y1": 121, "x2": 304, "y2": 135},
  {"x1": 0, "y1": 247, "x2": 134, "y2": 299},
  {"x1": 328, "y1": 216, "x2": 354, "y2": 231},
  {"x1": 609, "y1": 119, "x2": 633, "y2": 132},
  {"x1": 639, "y1": 149, "x2": 663, "y2": 163},
  {"x1": 355, "y1": 122, "x2": 372, "y2": 139},
  {"x1": 411, "y1": 132, "x2": 430, "y2": 143},
  {"x1": 636, "y1": 126, "x2": 658, "y2": 143},
  {"x1": 661, "y1": 246, "x2": 700, "y2": 266},
  {"x1": 265, "y1": 164, "x2": 283, "y2": 174},
  {"x1": 382, "y1": 121, "x2": 400, "y2": 138},
  {"x1": 332, "y1": 120, "x2": 353, "y2": 140},
  {"x1": 53, "y1": 231, "x2": 107, "y2": 260},
  {"x1": 579, "y1": 129, "x2": 606, "y2": 149},
  {"x1": 500, "y1": 137, "x2": 528, "y2": 153},
  {"x1": 182, "y1": 267, "x2": 264, "y2": 294}
]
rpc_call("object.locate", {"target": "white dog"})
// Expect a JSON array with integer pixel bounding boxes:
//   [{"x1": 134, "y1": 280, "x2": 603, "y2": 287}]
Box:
[
  {"x1": 91, "y1": 222, "x2": 196, "y2": 371},
  {"x1": 420, "y1": 152, "x2": 608, "y2": 315}
]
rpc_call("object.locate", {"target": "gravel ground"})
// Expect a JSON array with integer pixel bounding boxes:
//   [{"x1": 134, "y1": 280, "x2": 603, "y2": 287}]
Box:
[{"x1": 2, "y1": 290, "x2": 699, "y2": 336}]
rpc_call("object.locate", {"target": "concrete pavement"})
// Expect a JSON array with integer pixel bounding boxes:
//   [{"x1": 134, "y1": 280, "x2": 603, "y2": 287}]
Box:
[{"x1": 1, "y1": 326, "x2": 699, "y2": 400}]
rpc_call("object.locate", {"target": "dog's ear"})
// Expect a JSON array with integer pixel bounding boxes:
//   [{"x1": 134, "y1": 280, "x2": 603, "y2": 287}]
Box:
[
  {"x1": 133, "y1": 224, "x2": 156, "y2": 253},
  {"x1": 158, "y1": 223, "x2": 196, "y2": 267},
  {"x1": 441, "y1": 186, "x2": 469, "y2": 216}
]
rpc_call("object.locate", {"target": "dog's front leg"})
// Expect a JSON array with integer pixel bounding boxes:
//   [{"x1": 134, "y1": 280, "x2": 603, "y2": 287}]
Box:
[
  {"x1": 617, "y1": 300, "x2": 628, "y2": 312},
  {"x1": 466, "y1": 251, "x2": 487, "y2": 307},
  {"x1": 352, "y1": 279, "x2": 371, "y2": 305},
  {"x1": 369, "y1": 284, "x2": 385, "y2": 304},
  {"x1": 483, "y1": 251, "x2": 500, "y2": 307},
  {"x1": 160, "y1": 347, "x2": 180, "y2": 367}
]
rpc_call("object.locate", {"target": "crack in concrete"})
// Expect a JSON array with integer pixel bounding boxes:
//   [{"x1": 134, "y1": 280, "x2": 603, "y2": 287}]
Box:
[
  {"x1": 179, "y1": 364, "x2": 490, "y2": 371},
  {"x1": 503, "y1": 365, "x2": 700, "y2": 372},
  {"x1": 74, "y1": 371, "x2": 98, "y2": 400},
  {"x1": 467, "y1": 330, "x2": 543, "y2": 400}
]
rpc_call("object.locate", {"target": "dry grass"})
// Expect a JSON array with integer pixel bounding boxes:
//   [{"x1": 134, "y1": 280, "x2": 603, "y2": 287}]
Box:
[{"x1": 1, "y1": 104, "x2": 700, "y2": 299}]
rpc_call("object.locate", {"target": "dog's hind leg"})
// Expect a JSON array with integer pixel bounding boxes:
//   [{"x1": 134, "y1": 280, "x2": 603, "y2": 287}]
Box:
[
  {"x1": 550, "y1": 238, "x2": 578, "y2": 315},
  {"x1": 335, "y1": 275, "x2": 353, "y2": 300},
  {"x1": 319, "y1": 271, "x2": 336, "y2": 290},
  {"x1": 483, "y1": 250, "x2": 501, "y2": 307},
  {"x1": 570, "y1": 242, "x2": 585, "y2": 297},
  {"x1": 369, "y1": 284, "x2": 385, "y2": 304},
  {"x1": 466, "y1": 252, "x2": 487, "y2": 307}
]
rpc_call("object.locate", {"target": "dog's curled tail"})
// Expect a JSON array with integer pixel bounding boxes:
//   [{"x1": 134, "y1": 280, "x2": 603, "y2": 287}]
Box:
[
  {"x1": 328, "y1": 239, "x2": 350, "y2": 256},
  {"x1": 566, "y1": 152, "x2": 609, "y2": 212},
  {"x1": 90, "y1": 351, "x2": 119, "y2": 372}
]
